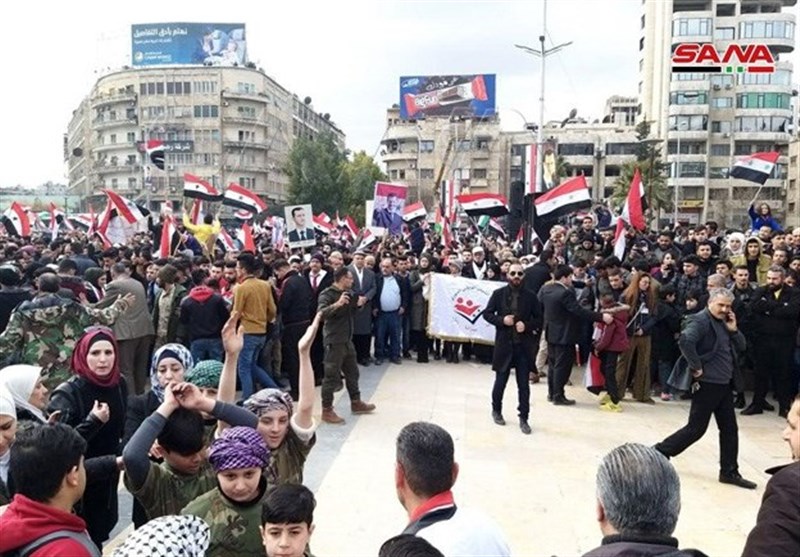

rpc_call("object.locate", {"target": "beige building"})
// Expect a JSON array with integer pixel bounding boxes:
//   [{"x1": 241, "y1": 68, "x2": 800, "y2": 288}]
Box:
[
  {"x1": 379, "y1": 107, "x2": 503, "y2": 208},
  {"x1": 65, "y1": 65, "x2": 345, "y2": 211},
  {"x1": 787, "y1": 137, "x2": 800, "y2": 229},
  {"x1": 639, "y1": 0, "x2": 795, "y2": 227}
]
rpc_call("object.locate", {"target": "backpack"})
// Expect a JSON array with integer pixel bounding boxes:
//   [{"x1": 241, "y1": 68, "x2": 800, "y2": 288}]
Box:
[{"x1": 9, "y1": 530, "x2": 100, "y2": 557}]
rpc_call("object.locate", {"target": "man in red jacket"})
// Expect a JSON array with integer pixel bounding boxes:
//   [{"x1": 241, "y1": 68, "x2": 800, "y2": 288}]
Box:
[{"x1": 0, "y1": 424, "x2": 99, "y2": 556}]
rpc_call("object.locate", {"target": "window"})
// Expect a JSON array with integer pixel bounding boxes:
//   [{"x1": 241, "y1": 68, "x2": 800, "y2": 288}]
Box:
[
  {"x1": 668, "y1": 115, "x2": 708, "y2": 131},
  {"x1": 109, "y1": 134, "x2": 116, "y2": 144},
  {"x1": 709, "y1": 167, "x2": 730, "y2": 179},
  {"x1": 739, "y1": 69, "x2": 791, "y2": 85},
  {"x1": 604, "y1": 166, "x2": 621, "y2": 177},
  {"x1": 606, "y1": 143, "x2": 639, "y2": 155},
  {"x1": 390, "y1": 169, "x2": 398, "y2": 179},
  {"x1": 238, "y1": 177, "x2": 256, "y2": 188},
  {"x1": 457, "y1": 140, "x2": 471, "y2": 151},
  {"x1": 682, "y1": 186, "x2": 704, "y2": 200},
  {"x1": 237, "y1": 82, "x2": 256, "y2": 94},
  {"x1": 710, "y1": 74, "x2": 734, "y2": 87},
  {"x1": 126, "y1": 132, "x2": 136, "y2": 143},
  {"x1": 710, "y1": 144, "x2": 730, "y2": 156},
  {"x1": 712, "y1": 97, "x2": 733, "y2": 108},
  {"x1": 475, "y1": 139, "x2": 490, "y2": 150},
  {"x1": 238, "y1": 130, "x2": 255, "y2": 142},
  {"x1": 167, "y1": 153, "x2": 193, "y2": 165},
  {"x1": 399, "y1": 170, "x2": 406, "y2": 180},
  {"x1": 667, "y1": 141, "x2": 706, "y2": 155},
  {"x1": 144, "y1": 106, "x2": 165, "y2": 119},
  {"x1": 193, "y1": 81, "x2": 217, "y2": 94},
  {"x1": 669, "y1": 91, "x2": 707, "y2": 105},
  {"x1": 678, "y1": 162, "x2": 706, "y2": 178},
  {"x1": 711, "y1": 120, "x2": 732, "y2": 133},
  {"x1": 735, "y1": 116, "x2": 790, "y2": 132},
  {"x1": 237, "y1": 106, "x2": 257, "y2": 119},
  {"x1": 740, "y1": 20, "x2": 795, "y2": 39},
  {"x1": 420, "y1": 168, "x2": 434, "y2": 179},
  {"x1": 709, "y1": 189, "x2": 729, "y2": 201},
  {"x1": 672, "y1": 18, "x2": 711, "y2": 37},
  {"x1": 194, "y1": 105, "x2": 219, "y2": 118},
  {"x1": 672, "y1": 72, "x2": 708, "y2": 82},
  {"x1": 128, "y1": 177, "x2": 137, "y2": 190},
  {"x1": 166, "y1": 82, "x2": 174, "y2": 95},
  {"x1": 195, "y1": 153, "x2": 220, "y2": 166},
  {"x1": 472, "y1": 168, "x2": 488, "y2": 179},
  {"x1": 574, "y1": 165, "x2": 593, "y2": 177},
  {"x1": 716, "y1": 3, "x2": 735, "y2": 16},
  {"x1": 558, "y1": 143, "x2": 593, "y2": 156},
  {"x1": 714, "y1": 27, "x2": 735, "y2": 40},
  {"x1": 155, "y1": 82, "x2": 164, "y2": 95},
  {"x1": 736, "y1": 93, "x2": 791, "y2": 109},
  {"x1": 126, "y1": 155, "x2": 137, "y2": 165}
]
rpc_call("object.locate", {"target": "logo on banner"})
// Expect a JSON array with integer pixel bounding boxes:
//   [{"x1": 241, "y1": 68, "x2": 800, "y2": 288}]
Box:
[
  {"x1": 454, "y1": 296, "x2": 483, "y2": 324},
  {"x1": 671, "y1": 43, "x2": 775, "y2": 74}
]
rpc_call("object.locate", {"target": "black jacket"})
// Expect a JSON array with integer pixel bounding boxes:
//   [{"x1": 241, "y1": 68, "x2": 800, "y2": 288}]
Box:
[
  {"x1": 583, "y1": 534, "x2": 708, "y2": 557},
  {"x1": 374, "y1": 273, "x2": 410, "y2": 313},
  {"x1": 742, "y1": 461, "x2": 800, "y2": 557},
  {"x1": 279, "y1": 271, "x2": 314, "y2": 325},
  {"x1": 523, "y1": 261, "x2": 552, "y2": 297},
  {"x1": 679, "y1": 309, "x2": 745, "y2": 390},
  {"x1": 483, "y1": 284, "x2": 541, "y2": 372},
  {"x1": 750, "y1": 286, "x2": 800, "y2": 339},
  {"x1": 179, "y1": 287, "x2": 230, "y2": 341},
  {"x1": 538, "y1": 282, "x2": 602, "y2": 345}
]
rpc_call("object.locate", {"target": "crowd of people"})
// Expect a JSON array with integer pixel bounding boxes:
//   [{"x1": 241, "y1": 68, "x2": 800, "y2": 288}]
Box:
[{"x1": 0, "y1": 199, "x2": 798, "y2": 556}]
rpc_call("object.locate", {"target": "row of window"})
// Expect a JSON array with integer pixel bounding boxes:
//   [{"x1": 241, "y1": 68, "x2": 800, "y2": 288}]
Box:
[
  {"x1": 669, "y1": 115, "x2": 791, "y2": 133},
  {"x1": 673, "y1": 18, "x2": 794, "y2": 40},
  {"x1": 138, "y1": 81, "x2": 221, "y2": 96},
  {"x1": 671, "y1": 70, "x2": 792, "y2": 86},
  {"x1": 668, "y1": 92, "x2": 791, "y2": 109}
]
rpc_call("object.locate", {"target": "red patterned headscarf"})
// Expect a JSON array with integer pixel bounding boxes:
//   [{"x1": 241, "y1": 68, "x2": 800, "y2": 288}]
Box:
[{"x1": 70, "y1": 327, "x2": 121, "y2": 388}]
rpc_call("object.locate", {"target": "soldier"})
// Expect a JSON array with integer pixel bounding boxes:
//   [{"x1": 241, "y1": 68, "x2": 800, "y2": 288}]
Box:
[{"x1": 0, "y1": 272, "x2": 133, "y2": 389}]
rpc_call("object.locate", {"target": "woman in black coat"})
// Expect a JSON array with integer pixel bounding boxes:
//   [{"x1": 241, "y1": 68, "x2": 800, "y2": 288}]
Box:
[{"x1": 48, "y1": 326, "x2": 128, "y2": 549}]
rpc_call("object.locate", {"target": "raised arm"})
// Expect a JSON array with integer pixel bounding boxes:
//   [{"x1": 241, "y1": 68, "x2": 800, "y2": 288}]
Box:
[
  {"x1": 295, "y1": 313, "x2": 321, "y2": 430},
  {"x1": 217, "y1": 311, "x2": 243, "y2": 406}
]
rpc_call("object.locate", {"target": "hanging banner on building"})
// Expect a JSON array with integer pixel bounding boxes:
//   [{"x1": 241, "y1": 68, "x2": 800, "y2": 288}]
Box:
[
  {"x1": 371, "y1": 182, "x2": 407, "y2": 236},
  {"x1": 399, "y1": 74, "x2": 496, "y2": 119},
  {"x1": 427, "y1": 274, "x2": 504, "y2": 344},
  {"x1": 131, "y1": 23, "x2": 247, "y2": 67}
]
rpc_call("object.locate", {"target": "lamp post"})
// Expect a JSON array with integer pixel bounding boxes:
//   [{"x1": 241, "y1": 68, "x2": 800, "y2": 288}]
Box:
[{"x1": 515, "y1": 0, "x2": 572, "y2": 196}]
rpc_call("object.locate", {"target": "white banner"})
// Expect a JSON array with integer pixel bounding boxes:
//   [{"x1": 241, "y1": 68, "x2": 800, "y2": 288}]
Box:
[{"x1": 428, "y1": 274, "x2": 505, "y2": 344}]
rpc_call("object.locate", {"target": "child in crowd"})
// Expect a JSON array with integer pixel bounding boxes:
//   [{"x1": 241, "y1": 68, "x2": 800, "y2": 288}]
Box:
[
  {"x1": 122, "y1": 382, "x2": 257, "y2": 521},
  {"x1": 185, "y1": 359, "x2": 224, "y2": 444},
  {"x1": 594, "y1": 294, "x2": 629, "y2": 412},
  {"x1": 260, "y1": 484, "x2": 317, "y2": 557},
  {"x1": 652, "y1": 285, "x2": 682, "y2": 401},
  {"x1": 181, "y1": 426, "x2": 270, "y2": 557}
]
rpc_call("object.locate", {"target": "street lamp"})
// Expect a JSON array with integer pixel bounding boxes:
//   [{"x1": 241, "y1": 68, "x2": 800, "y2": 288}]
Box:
[{"x1": 515, "y1": 0, "x2": 572, "y2": 196}]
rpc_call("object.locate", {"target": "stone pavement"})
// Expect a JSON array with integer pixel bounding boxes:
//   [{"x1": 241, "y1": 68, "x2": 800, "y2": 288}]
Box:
[{"x1": 106, "y1": 359, "x2": 790, "y2": 556}]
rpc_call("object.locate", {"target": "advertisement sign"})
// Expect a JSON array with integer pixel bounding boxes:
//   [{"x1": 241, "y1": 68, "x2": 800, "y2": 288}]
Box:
[
  {"x1": 399, "y1": 74, "x2": 496, "y2": 119},
  {"x1": 427, "y1": 274, "x2": 504, "y2": 344},
  {"x1": 285, "y1": 204, "x2": 316, "y2": 249},
  {"x1": 137, "y1": 141, "x2": 194, "y2": 154},
  {"x1": 371, "y1": 182, "x2": 407, "y2": 236},
  {"x1": 131, "y1": 23, "x2": 247, "y2": 67},
  {"x1": 671, "y1": 43, "x2": 774, "y2": 74}
]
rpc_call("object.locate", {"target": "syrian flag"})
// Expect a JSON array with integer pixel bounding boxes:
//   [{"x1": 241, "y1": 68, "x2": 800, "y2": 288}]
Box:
[
  {"x1": 489, "y1": 218, "x2": 506, "y2": 238},
  {"x1": 155, "y1": 215, "x2": 178, "y2": 258},
  {"x1": 183, "y1": 173, "x2": 222, "y2": 201},
  {"x1": 146, "y1": 140, "x2": 165, "y2": 170},
  {"x1": 343, "y1": 215, "x2": 360, "y2": 237},
  {"x1": 188, "y1": 199, "x2": 203, "y2": 226},
  {"x1": 234, "y1": 209, "x2": 253, "y2": 221},
  {"x1": 217, "y1": 227, "x2": 237, "y2": 252},
  {"x1": 313, "y1": 214, "x2": 332, "y2": 234},
  {"x1": 2, "y1": 202, "x2": 32, "y2": 237},
  {"x1": 730, "y1": 151, "x2": 780, "y2": 185},
  {"x1": 456, "y1": 193, "x2": 509, "y2": 217},
  {"x1": 95, "y1": 229, "x2": 112, "y2": 249},
  {"x1": 238, "y1": 222, "x2": 256, "y2": 252},
  {"x1": 69, "y1": 214, "x2": 93, "y2": 230},
  {"x1": 441, "y1": 179, "x2": 458, "y2": 221},
  {"x1": 356, "y1": 228, "x2": 377, "y2": 252},
  {"x1": 318, "y1": 212, "x2": 332, "y2": 224},
  {"x1": 88, "y1": 205, "x2": 98, "y2": 236},
  {"x1": 222, "y1": 183, "x2": 267, "y2": 214},
  {"x1": 613, "y1": 219, "x2": 627, "y2": 260},
  {"x1": 620, "y1": 168, "x2": 646, "y2": 231},
  {"x1": 524, "y1": 144, "x2": 542, "y2": 195},
  {"x1": 403, "y1": 201, "x2": 426, "y2": 222},
  {"x1": 533, "y1": 175, "x2": 591, "y2": 219},
  {"x1": 48, "y1": 203, "x2": 60, "y2": 237},
  {"x1": 104, "y1": 190, "x2": 144, "y2": 224},
  {"x1": 441, "y1": 216, "x2": 453, "y2": 248}
]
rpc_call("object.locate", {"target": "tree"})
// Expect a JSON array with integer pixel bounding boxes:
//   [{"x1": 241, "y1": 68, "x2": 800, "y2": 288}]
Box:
[
  {"x1": 611, "y1": 121, "x2": 671, "y2": 221},
  {"x1": 285, "y1": 132, "x2": 349, "y2": 216},
  {"x1": 341, "y1": 151, "x2": 386, "y2": 224}
]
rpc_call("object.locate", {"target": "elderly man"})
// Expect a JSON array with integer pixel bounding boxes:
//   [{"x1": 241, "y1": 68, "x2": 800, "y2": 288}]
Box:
[
  {"x1": 373, "y1": 257, "x2": 409, "y2": 366},
  {"x1": 583, "y1": 443, "x2": 708, "y2": 556},
  {"x1": 655, "y1": 288, "x2": 757, "y2": 489}
]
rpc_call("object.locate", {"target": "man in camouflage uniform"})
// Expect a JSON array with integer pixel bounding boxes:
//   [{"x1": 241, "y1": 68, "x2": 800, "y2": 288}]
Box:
[{"x1": 0, "y1": 272, "x2": 133, "y2": 389}]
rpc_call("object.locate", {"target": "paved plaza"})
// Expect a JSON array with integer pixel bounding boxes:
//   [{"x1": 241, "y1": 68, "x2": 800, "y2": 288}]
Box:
[{"x1": 107, "y1": 359, "x2": 790, "y2": 556}]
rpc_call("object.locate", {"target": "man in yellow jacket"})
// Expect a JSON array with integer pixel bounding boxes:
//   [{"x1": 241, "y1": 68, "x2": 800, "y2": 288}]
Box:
[{"x1": 183, "y1": 212, "x2": 221, "y2": 255}]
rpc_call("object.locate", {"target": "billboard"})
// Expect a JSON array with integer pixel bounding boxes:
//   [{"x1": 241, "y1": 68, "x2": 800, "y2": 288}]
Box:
[
  {"x1": 399, "y1": 74, "x2": 496, "y2": 119},
  {"x1": 131, "y1": 23, "x2": 247, "y2": 67}
]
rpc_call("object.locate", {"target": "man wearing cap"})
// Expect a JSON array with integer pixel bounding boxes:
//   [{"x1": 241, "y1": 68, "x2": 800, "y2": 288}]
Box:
[
  {"x1": 349, "y1": 250, "x2": 377, "y2": 366},
  {"x1": 462, "y1": 246, "x2": 489, "y2": 280}
]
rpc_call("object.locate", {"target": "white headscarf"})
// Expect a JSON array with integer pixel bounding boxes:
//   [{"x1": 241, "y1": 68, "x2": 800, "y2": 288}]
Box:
[
  {"x1": 725, "y1": 232, "x2": 746, "y2": 257},
  {"x1": 0, "y1": 383, "x2": 16, "y2": 484},
  {"x1": 112, "y1": 515, "x2": 209, "y2": 557},
  {"x1": 0, "y1": 365, "x2": 47, "y2": 423}
]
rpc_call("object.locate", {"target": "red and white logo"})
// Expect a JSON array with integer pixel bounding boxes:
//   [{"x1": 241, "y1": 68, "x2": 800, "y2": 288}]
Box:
[
  {"x1": 454, "y1": 296, "x2": 483, "y2": 324},
  {"x1": 672, "y1": 43, "x2": 775, "y2": 74}
]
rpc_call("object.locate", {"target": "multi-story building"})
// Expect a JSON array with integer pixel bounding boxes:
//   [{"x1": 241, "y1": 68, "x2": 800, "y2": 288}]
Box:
[
  {"x1": 65, "y1": 65, "x2": 344, "y2": 211},
  {"x1": 639, "y1": 0, "x2": 795, "y2": 226},
  {"x1": 604, "y1": 96, "x2": 639, "y2": 127},
  {"x1": 379, "y1": 106, "x2": 503, "y2": 208},
  {"x1": 787, "y1": 137, "x2": 800, "y2": 229}
]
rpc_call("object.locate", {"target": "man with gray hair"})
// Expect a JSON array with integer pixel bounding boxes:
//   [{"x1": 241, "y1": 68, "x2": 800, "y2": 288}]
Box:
[
  {"x1": 583, "y1": 443, "x2": 707, "y2": 557},
  {"x1": 655, "y1": 288, "x2": 757, "y2": 489}
]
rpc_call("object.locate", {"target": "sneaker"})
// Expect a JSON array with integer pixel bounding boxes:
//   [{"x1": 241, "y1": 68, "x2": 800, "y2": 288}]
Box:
[
  {"x1": 598, "y1": 393, "x2": 611, "y2": 405},
  {"x1": 660, "y1": 392, "x2": 673, "y2": 401},
  {"x1": 600, "y1": 401, "x2": 622, "y2": 412}
]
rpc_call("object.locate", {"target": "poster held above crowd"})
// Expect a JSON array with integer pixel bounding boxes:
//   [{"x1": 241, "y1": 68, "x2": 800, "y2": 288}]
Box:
[
  {"x1": 371, "y1": 182, "x2": 407, "y2": 236},
  {"x1": 285, "y1": 204, "x2": 316, "y2": 249}
]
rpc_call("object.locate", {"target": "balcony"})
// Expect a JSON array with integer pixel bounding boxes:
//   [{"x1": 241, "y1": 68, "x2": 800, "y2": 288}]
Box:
[
  {"x1": 222, "y1": 140, "x2": 269, "y2": 151},
  {"x1": 91, "y1": 91, "x2": 137, "y2": 108},
  {"x1": 382, "y1": 126, "x2": 423, "y2": 142},
  {"x1": 223, "y1": 114, "x2": 266, "y2": 126},
  {"x1": 737, "y1": 13, "x2": 796, "y2": 54},
  {"x1": 94, "y1": 163, "x2": 142, "y2": 174},
  {"x1": 93, "y1": 116, "x2": 138, "y2": 130},
  {"x1": 94, "y1": 141, "x2": 138, "y2": 153},
  {"x1": 221, "y1": 89, "x2": 269, "y2": 102},
  {"x1": 381, "y1": 150, "x2": 417, "y2": 163}
]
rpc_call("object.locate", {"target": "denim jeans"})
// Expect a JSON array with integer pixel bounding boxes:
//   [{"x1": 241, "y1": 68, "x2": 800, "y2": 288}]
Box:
[
  {"x1": 190, "y1": 338, "x2": 224, "y2": 363},
  {"x1": 238, "y1": 333, "x2": 278, "y2": 399},
  {"x1": 375, "y1": 311, "x2": 402, "y2": 360}
]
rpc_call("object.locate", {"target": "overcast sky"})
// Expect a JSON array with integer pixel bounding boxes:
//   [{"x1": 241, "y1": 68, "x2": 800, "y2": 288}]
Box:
[{"x1": 3, "y1": 0, "x2": 789, "y2": 188}]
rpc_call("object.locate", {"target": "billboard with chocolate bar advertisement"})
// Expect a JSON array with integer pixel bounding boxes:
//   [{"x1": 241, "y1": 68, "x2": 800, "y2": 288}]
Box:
[
  {"x1": 399, "y1": 74, "x2": 496, "y2": 119},
  {"x1": 131, "y1": 23, "x2": 247, "y2": 67}
]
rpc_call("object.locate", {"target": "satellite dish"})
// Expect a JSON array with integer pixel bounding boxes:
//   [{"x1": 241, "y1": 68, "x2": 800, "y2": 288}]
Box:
[
  {"x1": 568, "y1": 108, "x2": 578, "y2": 119},
  {"x1": 304, "y1": 97, "x2": 312, "y2": 105},
  {"x1": 72, "y1": 148, "x2": 83, "y2": 157}
]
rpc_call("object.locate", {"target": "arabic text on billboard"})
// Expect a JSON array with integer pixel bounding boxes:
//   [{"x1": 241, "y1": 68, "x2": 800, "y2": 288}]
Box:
[
  {"x1": 399, "y1": 74, "x2": 496, "y2": 120},
  {"x1": 131, "y1": 23, "x2": 247, "y2": 67}
]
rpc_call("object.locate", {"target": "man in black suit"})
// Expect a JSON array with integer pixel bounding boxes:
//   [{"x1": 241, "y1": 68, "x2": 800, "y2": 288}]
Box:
[
  {"x1": 275, "y1": 258, "x2": 314, "y2": 399},
  {"x1": 538, "y1": 264, "x2": 612, "y2": 405},
  {"x1": 483, "y1": 263, "x2": 541, "y2": 434},
  {"x1": 287, "y1": 206, "x2": 315, "y2": 244},
  {"x1": 305, "y1": 252, "x2": 334, "y2": 384}
]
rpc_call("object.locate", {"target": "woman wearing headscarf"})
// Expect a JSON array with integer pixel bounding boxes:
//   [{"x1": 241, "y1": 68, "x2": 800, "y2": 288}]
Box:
[
  {"x1": 122, "y1": 342, "x2": 193, "y2": 529},
  {"x1": 218, "y1": 312, "x2": 317, "y2": 486},
  {"x1": 721, "y1": 232, "x2": 746, "y2": 260},
  {"x1": 0, "y1": 365, "x2": 50, "y2": 430},
  {"x1": 47, "y1": 327, "x2": 127, "y2": 548},
  {"x1": 0, "y1": 383, "x2": 17, "y2": 505},
  {"x1": 409, "y1": 253, "x2": 433, "y2": 363},
  {"x1": 181, "y1": 426, "x2": 270, "y2": 556},
  {"x1": 112, "y1": 515, "x2": 209, "y2": 557},
  {"x1": 83, "y1": 267, "x2": 106, "y2": 304}
]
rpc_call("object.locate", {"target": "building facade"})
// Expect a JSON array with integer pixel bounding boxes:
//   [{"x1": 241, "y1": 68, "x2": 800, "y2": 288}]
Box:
[
  {"x1": 788, "y1": 137, "x2": 800, "y2": 229},
  {"x1": 65, "y1": 66, "x2": 345, "y2": 211},
  {"x1": 639, "y1": 0, "x2": 795, "y2": 226}
]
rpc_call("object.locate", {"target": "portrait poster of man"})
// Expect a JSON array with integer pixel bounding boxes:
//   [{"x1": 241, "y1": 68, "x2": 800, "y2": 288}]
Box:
[
  {"x1": 371, "y1": 182, "x2": 407, "y2": 236},
  {"x1": 285, "y1": 204, "x2": 316, "y2": 248}
]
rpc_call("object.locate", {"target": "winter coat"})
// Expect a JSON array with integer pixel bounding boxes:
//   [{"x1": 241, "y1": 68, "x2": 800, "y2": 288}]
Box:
[
  {"x1": 742, "y1": 461, "x2": 800, "y2": 557},
  {"x1": 594, "y1": 308, "x2": 630, "y2": 353},
  {"x1": 179, "y1": 286, "x2": 230, "y2": 340}
]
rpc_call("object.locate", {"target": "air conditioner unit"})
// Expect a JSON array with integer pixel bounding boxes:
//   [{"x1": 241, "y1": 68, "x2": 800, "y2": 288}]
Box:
[
  {"x1": 410, "y1": 162, "x2": 417, "y2": 169},
  {"x1": 167, "y1": 165, "x2": 175, "y2": 171},
  {"x1": 723, "y1": 133, "x2": 730, "y2": 138},
  {"x1": 712, "y1": 84, "x2": 721, "y2": 90},
  {"x1": 725, "y1": 84, "x2": 732, "y2": 90}
]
